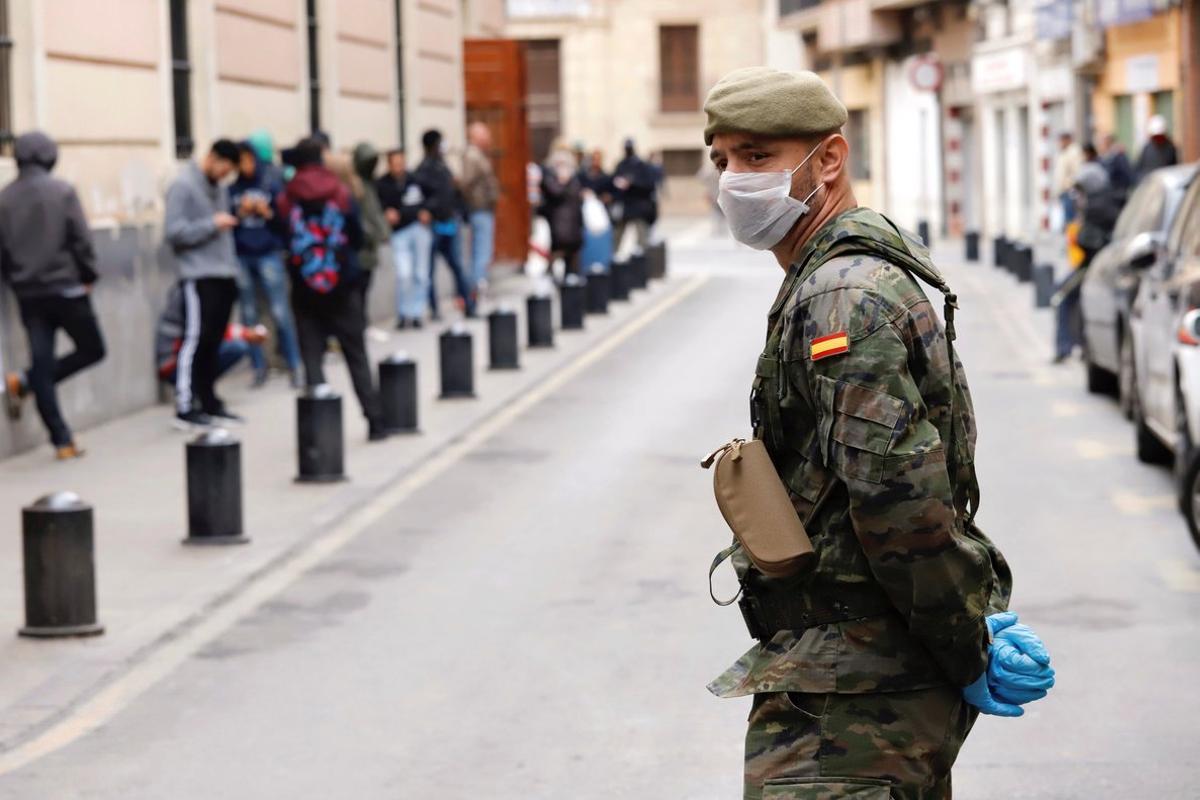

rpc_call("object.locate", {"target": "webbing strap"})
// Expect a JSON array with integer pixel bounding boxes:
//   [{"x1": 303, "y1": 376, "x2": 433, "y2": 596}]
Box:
[{"x1": 708, "y1": 543, "x2": 743, "y2": 606}]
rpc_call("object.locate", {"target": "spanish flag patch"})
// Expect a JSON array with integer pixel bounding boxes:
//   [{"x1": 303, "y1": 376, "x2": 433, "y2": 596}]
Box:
[{"x1": 810, "y1": 331, "x2": 850, "y2": 361}]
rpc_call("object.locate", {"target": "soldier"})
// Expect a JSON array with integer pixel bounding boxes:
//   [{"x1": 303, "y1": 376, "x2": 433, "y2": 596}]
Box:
[{"x1": 702, "y1": 68, "x2": 1055, "y2": 799}]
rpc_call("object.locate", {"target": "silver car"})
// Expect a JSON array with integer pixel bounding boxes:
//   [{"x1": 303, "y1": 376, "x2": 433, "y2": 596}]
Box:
[{"x1": 1080, "y1": 165, "x2": 1196, "y2": 412}]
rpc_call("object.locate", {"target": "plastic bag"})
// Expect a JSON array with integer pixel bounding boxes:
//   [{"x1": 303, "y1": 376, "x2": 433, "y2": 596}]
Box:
[{"x1": 583, "y1": 194, "x2": 611, "y2": 235}]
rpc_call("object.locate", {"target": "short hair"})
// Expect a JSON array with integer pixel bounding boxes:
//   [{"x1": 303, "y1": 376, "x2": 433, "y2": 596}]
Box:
[
  {"x1": 292, "y1": 137, "x2": 324, "y2": 167},
  {"x1": 421, "y1": 129, "x2": 442, "y2": 151},
  {"x1": 237, "y1": 141, "x2": 256, "y2": 157},
  {"x1": 1082, "y1": 142, "x2": 1099, "y2": 160},
  {"x1": 386, "y1": 147, "x2": 405, "y2": 159},
  {"x1": 310, "y1": 130, "x2": 332, "y2": 149},
  {"x1": 211, "y1": 138, "x2": 240, "y2": 163}
]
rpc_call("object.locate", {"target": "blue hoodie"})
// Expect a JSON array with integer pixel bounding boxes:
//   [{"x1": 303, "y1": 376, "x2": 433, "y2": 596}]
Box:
[{"x1": 229, "y1": 148, "x2": 284, "y2": 257}]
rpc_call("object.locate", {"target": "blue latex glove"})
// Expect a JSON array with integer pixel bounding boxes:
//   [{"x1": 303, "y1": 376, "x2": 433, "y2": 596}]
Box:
[
  {"x1": 989, "y1": 641, "x2": 1055, "y2": 691},
  {"x1": 994, "y1": 622, "x2": 1051, "y2": 667},
  {"x1": 983, "y1": 613, "x2": 1056, "y2": 707},
  {"x1": 985, "y1": 611, "x2": 1019, "y2": 637},
  {"x1": 962, "y1": 672, "x2": 1024, "y2": 717},
  {"x1": 993, "y1": 685, "x2": 1048, "y2": 705}
]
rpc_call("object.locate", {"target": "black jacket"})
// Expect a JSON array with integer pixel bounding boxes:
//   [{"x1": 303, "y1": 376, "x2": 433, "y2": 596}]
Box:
[
  {"x1": 411, "y1": 156, "x2": 459, "y2": 223},
  {"x1": 1135, "y1": 138, "x2": 1179, "y2": 180},
  {"x1": 0, "y1": 132, "x2": 98, "y2": 298},
  {"x1": 613, "y1": 155, "x2": 657, "y2": 223},
  {"x1": 376, "y1": 172, "x2": 426, "y2": 231},
  {"x1": 540, "y1": 168, "x2": 584, "y2": 251}
]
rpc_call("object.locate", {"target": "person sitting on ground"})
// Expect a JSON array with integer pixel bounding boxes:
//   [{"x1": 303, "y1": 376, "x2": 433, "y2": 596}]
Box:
[
  {"x1": 155, "y1": 283, "x2": 267, "y2": 386},
  {"x1": 0, "y1": 131, "x2": 106, "y2": 460},
  {"x1": 277, "y1": 137, "x2": 390, "y2": 442}
]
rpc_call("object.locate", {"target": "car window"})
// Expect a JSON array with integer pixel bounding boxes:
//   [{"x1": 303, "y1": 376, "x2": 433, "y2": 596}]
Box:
[
  {"x1": 1112, "y1": 182, "x2": 1149, "y2": 239},
  {"x1": 1132, "y1": 180, "x2": 1166, "y2": 234},
  {"x1": 1169, "y1": 177, "x2": 1200, "y2": 256}
]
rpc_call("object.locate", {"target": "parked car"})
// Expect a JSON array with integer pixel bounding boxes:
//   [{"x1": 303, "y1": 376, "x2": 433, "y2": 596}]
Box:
[
  {"x1": 1125, "y1": 165, "x2": 1200, "y2": 548},
  {"x1": 1080, "y1": 165, "x2": 1195, "y2": 411}
]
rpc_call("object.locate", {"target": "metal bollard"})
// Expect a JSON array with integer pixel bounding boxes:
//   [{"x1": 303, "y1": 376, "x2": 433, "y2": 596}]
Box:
[
  {"x1": 586, "y1": 267, "x2": 610, "y2": 314},
  {"x1": 487, "y1": 308, "x2": 520, "y2": 370},
  {"x1": 993, "y1": 236, "x2": 1009, "y2": 270},
  {"x1": 628, "y1": 253, "x2": 649, "y2": 290},
  {"x1": 184, "y1": 429, "x2": 247, "y2": 545},
  {"x1": 1013, "y1": 243, "x2": 1033, "y2": 283},
  {"x1": 610, "y1": 260, "x2": 631, "y2": 301},
  {"x1": 527, "y1": 293, "x2": 554, "y2": 348},
  {"x1": 560, "y1": 274, "x2": 586, "y2": 330},
  {"x1": 917, "y1": 220, "x2": 931, "y2": 247},
  {"x1": 439, "y1": 325, "x2": 476, "y2": 398},
  {"x1": 19, "y1": 492, "x2": 104, "y2": 638},
  {"x1": 379, "y1": 352, "x2": 420, "y2": 433},
  {"x1": 645, "y1": 242, "x2": 668, "y2": 280},
  {"x1": 965, "y1": 231, "x2": 980, "y2": 262},
  {"x1": 296, "y1": 385, "x2": 346, "y2": 483},
  {"x1": 1034, "y1": 263, "x2": 1055, "y2": 308}
]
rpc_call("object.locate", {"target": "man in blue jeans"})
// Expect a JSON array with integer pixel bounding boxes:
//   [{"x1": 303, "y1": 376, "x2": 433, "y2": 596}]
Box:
[
  {"x1": 413, "y1": 129, "x2": 476, "y2": 319},
  {"x1": 230, "y1": 141, "x2": 302, "y2": 387},
  {"x1": 376, "y1": 148, "x2": 433, "y2": 328},
  {"x1": 462, "y1": 122, "x2": 499, "y2": 292}
]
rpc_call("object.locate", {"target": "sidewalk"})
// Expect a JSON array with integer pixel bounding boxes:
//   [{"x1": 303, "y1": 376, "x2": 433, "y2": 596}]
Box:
[{"x1": 0, "y1": 236, "x2": 700, "y2": 754}]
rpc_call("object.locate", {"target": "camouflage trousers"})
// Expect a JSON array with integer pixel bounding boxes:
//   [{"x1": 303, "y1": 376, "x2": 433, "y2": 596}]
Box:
[{"x1": 743, "y1": 686, "x2": 977, "y2": 799}]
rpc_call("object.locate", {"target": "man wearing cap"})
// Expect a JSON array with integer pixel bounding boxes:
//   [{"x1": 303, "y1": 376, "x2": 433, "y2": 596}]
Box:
[{"x1": 701, "y1": 67, "x2": 1054, "y2": 799}]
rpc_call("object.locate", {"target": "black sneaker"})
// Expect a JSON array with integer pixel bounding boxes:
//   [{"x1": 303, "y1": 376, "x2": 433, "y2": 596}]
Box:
[
  {"x1": 173, "y1": 410, "x2": 214, "y2": 432},
  {"x1": 410, "y1": 317, "x2": 423, "y2": 330},
  {"x1": 395, "y1": 318, "x2": 409, "y2": 330},
  {"x1": 208, "y1": 408, "x2": 246, "y2": 426},
  {"x1": 368, "y1": 424, "x2": 391, "y2": 442}
]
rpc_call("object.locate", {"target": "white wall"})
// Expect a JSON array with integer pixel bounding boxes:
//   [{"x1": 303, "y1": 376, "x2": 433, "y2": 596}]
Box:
[{"x1": 884, "y1": 56, "x2": 942, "y2": 233}]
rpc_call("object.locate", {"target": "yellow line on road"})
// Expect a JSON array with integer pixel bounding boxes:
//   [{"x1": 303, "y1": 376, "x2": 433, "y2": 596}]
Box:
[{"x1": 0, "y1": 274, "x2": 711, "y2": 777}]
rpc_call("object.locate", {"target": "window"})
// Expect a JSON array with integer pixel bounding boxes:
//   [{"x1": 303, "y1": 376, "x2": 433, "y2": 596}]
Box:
[
  {"x1": 168, "y1": 0, "x2": 192, "y2": 158},
  {"x1": 1114, "y1": 93, "x2": 1134, "y2": 155},
  {"x1": 659, "y1": 25, "x2": 699, "y2": 113},
  {"x1": 845, "y1": 109, "x2": 870, "y2": 181},
  {"x1": 307, "y1": 0, "x2": 320, "y2": 133},
  {"x1": 1113, "y1": 180, "x2": 1155, "y2": 240},
  {"x1": 1152, "y1": 90, "x2": 1175, "y2": 137},
  {"x1": 1174, "y1": 180, "x2": 1200, "y2": 259}
]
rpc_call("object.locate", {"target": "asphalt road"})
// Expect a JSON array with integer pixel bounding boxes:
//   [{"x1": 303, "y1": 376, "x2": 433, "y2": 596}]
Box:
[{"x1": 2, "y1": 228, "x2": 1198, "y2": 799}]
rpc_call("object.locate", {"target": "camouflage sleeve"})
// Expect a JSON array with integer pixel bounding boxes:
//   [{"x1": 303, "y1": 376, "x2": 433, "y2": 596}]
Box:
[{"x1": 796, "y1": 289, "x2": 991, "y2": 688}]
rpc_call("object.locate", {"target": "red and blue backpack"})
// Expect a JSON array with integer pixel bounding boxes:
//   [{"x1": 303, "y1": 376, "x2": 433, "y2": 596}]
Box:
[{"x1": 288, "y1": 201, "x2": 347, "y2": 293}]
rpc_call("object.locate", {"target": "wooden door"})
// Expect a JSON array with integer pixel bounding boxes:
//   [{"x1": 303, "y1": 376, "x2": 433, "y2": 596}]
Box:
[{"x1": 464, "y1": 39, "x2": 531, "y2": 264}]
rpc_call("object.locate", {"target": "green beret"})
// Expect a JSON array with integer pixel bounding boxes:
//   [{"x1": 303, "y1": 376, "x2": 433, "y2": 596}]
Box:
[{"x1": 703, "y1": 67, "x2": 848, "y2": 146}]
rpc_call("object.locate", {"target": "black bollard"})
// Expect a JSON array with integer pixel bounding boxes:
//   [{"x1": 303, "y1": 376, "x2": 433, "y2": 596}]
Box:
[
  {"x1": 527, "y1": 293, "x2": 554, "y2": 348},
  {"x1": 560, "y1": 274, "x2": 586, "y2": 330},
  {"x1": 1013, "y1": 243, "x2": 1033, "y2": 283},
  {"x1": 965, "y1": 231, "x2": 980, "y2": 262},
  {"x1": 19, "y1": 492, "x2": 104, "y2": 638},
  {"x1": 917, "y1": 220, "x2": 931, "y2": 247},
  {"x1": 487, "y1": 309, "x2": 520, "y2": 370},
  {"x1": 379, "y1": 353, "x2": 420, "y2": 433},
  {"x1": 610, "y1": 260, "x2": 631, "y2": 301},
  {"x1": 586, "y1": 268, "x2": 610, "y2": 314},
  {"x1": 439, "y1": 325, "x2": 476, "y2": 398},
  {"x1": 993, "y1": 236, "x2": 1009, "y2": 270},
  {"x1": 646, "y1": 242, "x2": 668, "y2": 280},
  {"x1": 296, "y1": 386, "x2": 346, "y2": 483},
  {"x1": 628, "y1": 252, "x2": 649, "y2": 290},
  {"x1": 1035, "y1": 263, "x2": 1055, "y2": 308},
  {"x1": 184, "y1": 429, "x2": 247, "y2": 545}
]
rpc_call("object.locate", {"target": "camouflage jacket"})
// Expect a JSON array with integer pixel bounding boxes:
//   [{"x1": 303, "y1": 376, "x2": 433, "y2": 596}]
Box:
[{"x1": 709, "y1": 208, "x2": 1012, "y2": 698}]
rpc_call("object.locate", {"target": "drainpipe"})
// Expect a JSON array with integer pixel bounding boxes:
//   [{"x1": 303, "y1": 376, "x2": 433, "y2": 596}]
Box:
[{"x1": 395, "y1": 0, "x2": 406, "y2": 150}]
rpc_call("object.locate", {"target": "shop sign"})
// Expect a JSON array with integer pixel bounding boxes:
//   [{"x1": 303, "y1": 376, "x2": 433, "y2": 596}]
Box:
[
  {"x1": 971, "y1": 48, "x2": 1027, "y2": 94},
  {"x1": 1125, "y1": 54, "x2": 1160, "y2": 93}
]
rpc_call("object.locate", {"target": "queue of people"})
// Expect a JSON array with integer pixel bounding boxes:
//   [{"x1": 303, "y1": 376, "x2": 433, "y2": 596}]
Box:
[
  {"x1": 0, "y1": 124, "x2": 502, "y2": 457},
  {"x1": 1051, "y1": 115, "x2": 1179, "y2": 363}
]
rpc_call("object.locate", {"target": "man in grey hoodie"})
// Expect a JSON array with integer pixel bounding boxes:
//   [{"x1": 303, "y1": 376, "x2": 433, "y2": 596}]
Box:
[
  {"x1": 0, "y1": 131, "x2": 105, "y2": 460},
  {"x1": 164, "y1": 138, "x2": 243, "y2": 429}
]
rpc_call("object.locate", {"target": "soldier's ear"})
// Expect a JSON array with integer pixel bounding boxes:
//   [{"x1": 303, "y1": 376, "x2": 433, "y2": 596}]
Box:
[{"x1": 817, "y1": 134, "x2": 849, "y2": 184}]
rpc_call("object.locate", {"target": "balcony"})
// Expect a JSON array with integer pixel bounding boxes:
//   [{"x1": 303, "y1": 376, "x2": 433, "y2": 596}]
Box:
[{"x1": 779, "y1": 0, "x2": 903, "y2": 52}]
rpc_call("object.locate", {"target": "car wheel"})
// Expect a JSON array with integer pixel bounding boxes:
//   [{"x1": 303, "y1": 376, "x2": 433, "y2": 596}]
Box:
[
  {"x1": 1133, "y1": 382, "x2": 1173, "y2": 465},
  {"x1": 1083, "y1": 335, "x2": 1118, "y2": 395},
  {"x1": 1117, "y1": 331, "x2": 1135, "y2": 417},
  {"x1": 1181, "y1": 451, "x2": 1200, "y2": 553},
  {"x1": 1176, "y1": 386, "x2": 1194, "y2": 514}
]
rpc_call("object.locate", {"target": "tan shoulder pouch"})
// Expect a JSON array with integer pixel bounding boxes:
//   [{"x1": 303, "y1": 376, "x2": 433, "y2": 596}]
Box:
[{"x1": 701, "y1": 438, "x2": 815, "y2": 580}]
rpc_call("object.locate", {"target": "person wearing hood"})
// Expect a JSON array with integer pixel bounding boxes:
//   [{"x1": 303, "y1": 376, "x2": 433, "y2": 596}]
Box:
[
  {"x1": 349, "y1": 142, "x2": 391, "y2": 304},
  {"x1": 611, "y1": 138, "x2": 657, "y2": 256},
  {"x1": 230, "y1": 141, "x2": 302, "y2": 388},
  {"x1": 1134, "y1": 115, "x2": 1178, "y2": 181},
  {"x1": 278, "y1": 138, "x2": 388, "y2": 442},
  {"x1": 0, "y1": 131, "x2": 105, "y2": 459},
  {"x1": 164, "y1": 138, "x2": 243, "y2": 430}
]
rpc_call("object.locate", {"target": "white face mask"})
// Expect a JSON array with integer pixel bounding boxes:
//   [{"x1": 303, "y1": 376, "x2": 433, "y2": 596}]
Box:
[{"x1": 717, "y1": 145, "x2": 823, "y2": 250}]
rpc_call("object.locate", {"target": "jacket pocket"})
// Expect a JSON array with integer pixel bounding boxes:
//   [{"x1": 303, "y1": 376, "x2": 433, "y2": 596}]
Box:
[
  {"x1": 763, "y1": 777, "x2": 892, "y2": 799},
  {"x1": 816, "y1": 376, "x2": 908, "y2": 483}
]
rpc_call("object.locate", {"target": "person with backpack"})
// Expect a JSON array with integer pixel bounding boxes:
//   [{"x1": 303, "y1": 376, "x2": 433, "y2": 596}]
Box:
[{"x1": 277, "y1": 138, "x2": 389, "y2": 442}]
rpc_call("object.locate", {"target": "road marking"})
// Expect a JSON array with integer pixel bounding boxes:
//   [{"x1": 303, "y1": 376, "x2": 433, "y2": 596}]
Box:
[
  {"x1": 0, "y1": 274, "x2": 711, "y2": 777},
  {"x1": 1111, "y1": 489, "x2": 1176, "y2": 515},
  {"x1": 1073, "y1": 438, "x2": 1133, "y2": 460},
  {"x1": 1158, "y1": 559, "x2": 1200, "y2": 592}
]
